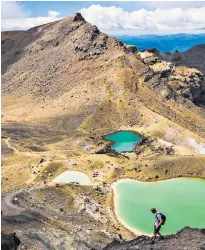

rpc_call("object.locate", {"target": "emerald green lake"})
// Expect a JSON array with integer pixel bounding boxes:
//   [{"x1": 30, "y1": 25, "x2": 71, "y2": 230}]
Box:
[
  {"x1": 105, "y1": 131, "x2": 142, "y2": 152},
  {"x1": 53, "y1": 171, "x2": 91, "y2": 185},
  {"x1": 113, "y1": 178, "x2": 205, "y2": 235}
]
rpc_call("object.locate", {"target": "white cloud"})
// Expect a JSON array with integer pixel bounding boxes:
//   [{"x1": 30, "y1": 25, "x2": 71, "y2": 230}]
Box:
[
  {"x1": 2, "y1": 2, "x2": 205, "y2": 34},
  {"x1": 1, "y1": 1, "x2": 26, "y2": 19},
  {"x1": 146, "y1": 1, "x2": 205, "y2": 10},
  {"x1": 1, "y1": 3, "x2": 62, "y2": 31},
  {"x1": 79, "y1": 4, "x2": 205, "y2": 34},
  {"x1": 48, "y1": 10, "x2": 61, "y2": 18},
  {"x1": 2, "y1": 16, "x2": 61, "y2": 31}
]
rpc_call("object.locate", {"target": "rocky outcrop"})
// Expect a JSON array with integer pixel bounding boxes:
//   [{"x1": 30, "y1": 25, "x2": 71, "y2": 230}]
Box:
[
  {"x1": 74, "y1": 194, "x2": 108, "y2": 223},
  {"x1": 155, "y1": 45, "x2": 205, "y2": 106},
  {"x1": 104, "y1": 227, "x2": 205, "y2": 250},
  {"x1": 1, "y1": 232, "x2": 21, "y2": 250},
  {"x1": 95, "y1": 146, "x2": 119, "y2": 155},
  {"x1": 95, "y1": 146, "x2": 130, "y2": 159},
  {"x1": 157, "y1": 45, "x2": 205, "y2": 75},
  {"x1": 138, "y1": 50, "x2": 205, "y2": 105}
]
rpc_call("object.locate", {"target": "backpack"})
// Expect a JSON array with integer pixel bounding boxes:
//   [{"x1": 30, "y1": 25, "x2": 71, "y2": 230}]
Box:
[{"x1": 157, "y1": 212, "x2": 166, "y2": 225}]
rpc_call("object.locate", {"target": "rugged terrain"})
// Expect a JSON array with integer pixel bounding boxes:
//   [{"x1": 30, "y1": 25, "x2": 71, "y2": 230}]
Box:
[
  {"x1": 155, "y1": 45, "x2": 205, "y2": 106},
  {"x1": 156, "y1": 44, "x2": 205, "y2": 75},
  {"x1": 104, "y1": 227, "x2": 205, "y2": 250},
  {"x1": 1, "y1": 13, "x2": 205, "y2": 249}
]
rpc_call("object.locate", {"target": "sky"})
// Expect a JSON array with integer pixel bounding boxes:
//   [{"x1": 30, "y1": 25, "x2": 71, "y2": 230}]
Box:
[{"x1": 1, "y1": 1, "x2": 205, "y2": 35}]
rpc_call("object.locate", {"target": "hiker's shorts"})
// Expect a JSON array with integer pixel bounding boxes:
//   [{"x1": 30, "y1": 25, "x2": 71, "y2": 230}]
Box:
[{"x1": 154, "y1": 225, "x2": 161, "y2": 234}]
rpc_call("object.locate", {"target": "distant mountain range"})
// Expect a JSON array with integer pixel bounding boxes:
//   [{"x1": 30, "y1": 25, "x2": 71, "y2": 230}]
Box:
[{"x1": 115, "y1": 34, "x2": 205, "y2": 53}]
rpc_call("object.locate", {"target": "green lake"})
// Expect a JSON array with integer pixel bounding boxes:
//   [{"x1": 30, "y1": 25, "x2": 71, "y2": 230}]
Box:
[
  {"x1": 53, "y1": 171, "x2": 91, "y2": 185},
  {"x1": 105, "y1": 131, "x2": 142, "y2": 152},
  {"x1": 112, "y1": 178, "x2": 205, "y2": 235}
]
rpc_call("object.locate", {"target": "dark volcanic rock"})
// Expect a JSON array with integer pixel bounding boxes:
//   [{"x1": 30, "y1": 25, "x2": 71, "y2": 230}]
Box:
[
  {"x1": 156, "y1": 45, "x2": 205, "y2": 75},
  {"x1": 95, "y1": 146, "x2": 120, "y2": 157},
  {"x1": 72, "y1": 12, "x2": 85, "y2": 22},
  {"x1": 104, "y1": 227, "x2": 205, "y2": 250},
  {"x1": 170, "y1": 50, "x2": 181, "y2": 63},
  {"x1": 125, "y1": 45, "x2": 138, "y2": 54},
  {"x1": 95, "y1": 146, "x2": 129, "y2": 159},
  {"x1": 1, "y1": 232, "x2": 21, "y2": 250}
]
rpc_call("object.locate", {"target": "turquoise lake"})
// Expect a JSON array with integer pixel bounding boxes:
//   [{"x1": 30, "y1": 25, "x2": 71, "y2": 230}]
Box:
[
  {"x1": 53, "y1": 171, "x2": 91, "y2": 185},
  {"x1": 105, "y1": 131, "x2": 142, "y2": 152},
  {"x1": 113, "y1": 178, "x2": 205, "y2": 235}
]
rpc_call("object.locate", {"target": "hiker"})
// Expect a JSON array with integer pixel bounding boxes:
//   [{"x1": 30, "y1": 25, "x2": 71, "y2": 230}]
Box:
[{"x1": 151, "y1": 208, "x2": 166, "y2": 241}]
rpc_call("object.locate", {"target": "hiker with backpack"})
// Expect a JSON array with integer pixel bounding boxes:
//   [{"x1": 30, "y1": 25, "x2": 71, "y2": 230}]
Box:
[{"x1": 150, "y1": 208, "x2": 166, "y2": 242}]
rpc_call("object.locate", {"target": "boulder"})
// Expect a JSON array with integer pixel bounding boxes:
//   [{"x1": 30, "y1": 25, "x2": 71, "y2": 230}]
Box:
[{"x1": 1, "y1": 232, "x2": 20, "y2": 250}]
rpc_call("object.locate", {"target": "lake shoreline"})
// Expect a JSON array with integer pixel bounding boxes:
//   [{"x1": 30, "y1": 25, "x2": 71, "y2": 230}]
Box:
[
  {"x1": 111, "y1": 182, "x2": 152, "y2": 237},
  {"x1": 111, "y1": 177, "x2": 205, "y2": 236},
  {"x1": 53, "y1": 170, "x2": 92, "y2": 185}
]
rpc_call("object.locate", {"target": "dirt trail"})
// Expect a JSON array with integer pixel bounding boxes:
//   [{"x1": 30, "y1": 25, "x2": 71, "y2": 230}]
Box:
[
  {"x1": 5, "y1": 137, "x2": 19, "y2": 153},
  {"x1": 1, "y1": 189, "x2": 26, "y2": 216},
  {"x1": 1, "y1": 184, "x2": 49, "y2": 217},
  {"x1": 4, "y1": 137, "x2": 45, "y2": 157}
]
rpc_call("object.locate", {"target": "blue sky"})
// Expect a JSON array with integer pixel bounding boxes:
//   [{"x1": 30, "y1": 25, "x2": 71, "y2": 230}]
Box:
[
  {"x1": 21, "y1": 1, "x2": 148, "y2": 17},
  {"x1": 17, "y1": 1, "x2": 205, "y2": 18},
  {"x1": 2, "y1": 1, "x2": 205, "y2": 34}
]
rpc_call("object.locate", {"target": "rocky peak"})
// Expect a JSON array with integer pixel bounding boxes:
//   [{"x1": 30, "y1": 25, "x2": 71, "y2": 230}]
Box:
[
  {"x1": 170, "y1": 50, "x2": 181, "y2": 63},
  {"x1": 72, "y1": 12, "x2": 85, "y2": 22},
  {"x1": 1, "y1": 13, "x2": 204, "y2": 108}
]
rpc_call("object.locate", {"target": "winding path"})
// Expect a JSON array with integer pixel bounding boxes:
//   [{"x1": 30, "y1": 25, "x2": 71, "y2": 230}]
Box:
[
  {"x1": 1, "y1": 189, "x2": 26, "y2": 216},
  {"x1": 5, "y1": 137, "x2": 19, "y2": 153},
  {"x1": 1, "y1": 184, "x2": 48, "y2": 217},
  {"x1": 4, "y1": 137, "x2": 45, "y2": 157}
]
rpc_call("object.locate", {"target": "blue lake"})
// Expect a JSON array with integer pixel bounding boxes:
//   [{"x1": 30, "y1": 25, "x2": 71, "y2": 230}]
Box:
[{"x1": 105, "y1": 131, "x2": 142, "y2": 152}]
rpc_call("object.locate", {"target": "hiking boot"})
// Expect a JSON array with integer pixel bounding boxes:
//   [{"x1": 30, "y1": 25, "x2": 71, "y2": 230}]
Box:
[{"x1": 150, "y1": 240, "x2": 155, "y2": 245}]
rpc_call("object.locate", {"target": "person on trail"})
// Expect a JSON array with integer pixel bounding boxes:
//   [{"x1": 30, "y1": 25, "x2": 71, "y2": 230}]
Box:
[{"x1": 151, "y1": 208, "x2": 166, "y2": 242}]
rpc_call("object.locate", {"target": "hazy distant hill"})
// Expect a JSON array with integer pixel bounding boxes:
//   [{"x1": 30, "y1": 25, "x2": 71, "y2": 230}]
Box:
[
  {"x1": 116, "y1": 34, "x2": 205, "y2": 53},
  {"x1": 156, "y1": 44, "x2": 205, "y2": 75}
]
